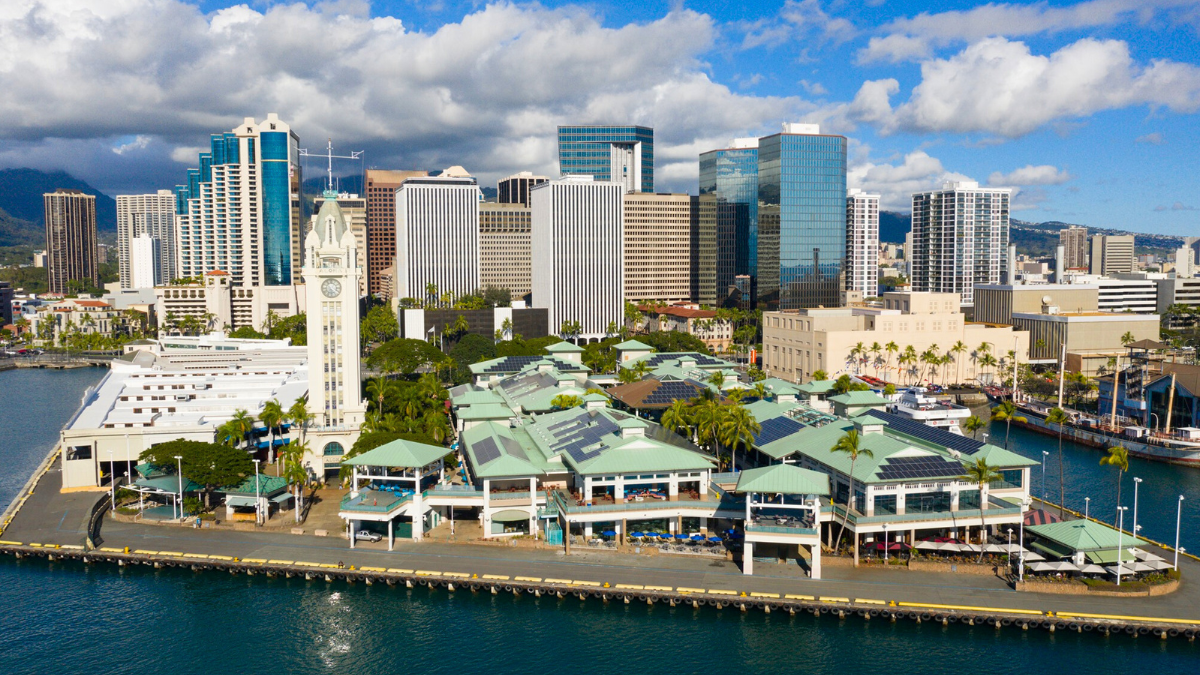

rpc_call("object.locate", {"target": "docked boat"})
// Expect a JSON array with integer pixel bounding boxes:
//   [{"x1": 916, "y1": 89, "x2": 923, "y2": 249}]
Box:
[
  {"x1": 1007, "y1": 399, "x2": 1200, "y2": 467},
  {"x1": 887, "y1": 387, "x2": 971, "y2": 434}
]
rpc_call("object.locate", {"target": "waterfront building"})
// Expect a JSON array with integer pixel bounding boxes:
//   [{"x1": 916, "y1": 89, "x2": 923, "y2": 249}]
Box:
[
  {"x1": 846, "y1": 189, "x2": 880, "y2": 297},
  {"x1": 394, "y1": 167, "x2": 481, "y2": 303},
  {"x1": 497, "y1": 172, "x2": 548, "y2": 207},
  {"x1": 623, "y1": 192, "x2": 696, "y2": 304},
  {"x1": 449, "y1": 363, "x2": 596, "y2": 431},
  {"x1": 634, "y1": 303, "x2": 733, "y2": 353},
  {"x1": 154, "y1": 272, "x2": 304, "y2": 334},
  {"x1": 762, "y1": 291, "x2": 1028, "y2": 385},
  {"x1": 1010, "y1": 310, "x2": 1160, "y2": 363},
  {"x1": 27, "y1": 298, "x2": 121, "y2": 346},
  {"x1": 910, "y1": 181, "x2": 1011, "y2": 307},
  {"x1": 698, "y1": 138, "x2": 758, "y2": 306},
  {"x1": 558, "y1": 125, "x2": 654, "y2": 193},
  {"x1": 302, "y1": 197, "x2": 367, "y2": 468},
  {"x1": 478, "y1": 202, "x2": 532, "y2": 301},
  {"x1": 756, "y1": 123, "x2": 848, "y2": 310},
  {"x1": 43, "y1": 188, "x2": 98, "y2": 295},
  {"x1": 1090, "y1": 234, "x2": 1136, "y2": 276},
  {"x1": 312, "y1": 192, "x2": 368, "y2": 296},
  {"x1": 116, "y1": 190, "x2": 176, "y2": 289},
  {"x1": 364, "y1": 169, "x2": 427, "y2": 298},
  {"x1": 1059, "y1": 226, "x2": 1089, "y2": 271},
  {"x1": 530, "y1": 176, "x2": 624, "y2": 341},
  {"x1": 468, "y1": 342, "x2": 589, "y2": 386},
  {"x1": 174, "y1": 114, "x2": 303, "y2": 287}
]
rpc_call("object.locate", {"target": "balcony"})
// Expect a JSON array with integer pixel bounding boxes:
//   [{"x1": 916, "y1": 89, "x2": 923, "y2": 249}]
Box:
[
  {"x1": 340, "y1": 489, "x2": 410, "y2": 513},
  {"x1": 828, "y1": 496, "x2": 1023, "y2": 526}
]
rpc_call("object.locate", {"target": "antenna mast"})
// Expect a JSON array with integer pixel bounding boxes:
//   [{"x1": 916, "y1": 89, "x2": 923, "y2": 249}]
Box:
[{"x1": 299, "y1": 138, "x2": 364, "y2": 196}]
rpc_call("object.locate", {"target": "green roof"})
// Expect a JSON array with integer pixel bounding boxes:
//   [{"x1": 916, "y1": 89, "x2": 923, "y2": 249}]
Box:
[
  {"x1": 450, "y1": 389, "x2": 503, "y2": 406},
  {"x1": 461, "y1": 421, "x2": 550, "y2": 479},
  {"x1": 1027, "y1": 519, "x2": 1149, "y2": 552},
  {"x1": 544, "y1": 341, "x2": 583, "y2": 353},
  {"x1": 564, "y1": 438, "x2": 713, "y2": 475},
  {"x1": 343, "y1": 439, "x2": 448, "y2": 469},
  {"x1": 131, "y1": 475, "x2": 202, "y2": 493},
  {"x1": 970, "y1": 444, "x2": 1040, "y2": 467},
  {"x1": 456, "y1": 403, "x2": 518, "y2": 420},
  {"x1": 829, "y1": 391, "x2": 889, "y2": 406},
  {"x1": 582, "y1": 393, "x2": 608, "y2": 402},
  {"x1": 615, "y1": 339, "x2": 652, "y2": 351},
  {"x1": 735, "y1": 463, "x2": 830, "y2": 496},
  {"x1": 224, "y1": 474, "x2": 289, "y2": 497},
  {"x1": 758, "y1": 420, "x2": 959, "y2": 484},
  {"x1": 760, "y1": 378, "x2": 801, "y2": 397},
  {"x1": 796, "y1": 379, "x2": 836, "y2": 394}
]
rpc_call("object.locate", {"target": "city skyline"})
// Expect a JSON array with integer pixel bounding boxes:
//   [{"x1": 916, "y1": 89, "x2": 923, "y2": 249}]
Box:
[{"x1": 0, "y1": 0, "x2": 1198, "y2": 235}]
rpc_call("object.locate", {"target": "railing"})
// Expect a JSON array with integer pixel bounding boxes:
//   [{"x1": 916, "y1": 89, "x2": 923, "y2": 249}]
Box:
[
  {"x1": 828, "y1": 498, "x2": 1023, "y2": 525},
  {"x1": 486, "y1": 491, "x2": 546, "y2": 502},
  {"x1": 339, "y1": 492, "x2": 410, "y2": 513},
  {"x1": 745, "y1": 523, "x2": 818, "y2": 536},
  {"x1": 424, "y1": 486, "x2": 483, "y2": 497},
  {"x1": 550, "y1": 490, "x2": 743, "y2": 515}
]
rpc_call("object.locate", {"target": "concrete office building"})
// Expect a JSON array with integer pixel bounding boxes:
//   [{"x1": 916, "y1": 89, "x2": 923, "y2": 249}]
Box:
[
  {"x1": 531, "y1": 176, "x2": 624, "y2": 340},
  {"x1": 497, "y1": 172, "x2": 548, "y2": 207},
  {"x1": 43, "y1": 189, "x2": 98, "y2": 294},
  {"x1": 394, "y1": 168, "x2": 481, "y2": 303},
  {"x1": 0, "y1": 281, "x2": 13, "y2": 327},
  {"x1": 846, "y1": 188, "x2": 881, "y2": 297},
  {"x1": 130, "y1": 235, "x2": 160, "y2": 290},
  {"x1": 1097, "y1": 277, "x2": 1158, "y2": 313},
  {"x1": 762, "y1": 292, "x2": 1028, "y2": 384},
  {"x1": 623, "y1": 192, "x2": 696, "y2": 304},
  {"x1": 974, "y1": 284, "x2": 1100, "y2": 326},
  {"x1": 1158, "y1": 277, "x2": 1200, "y2": 329},
  {"x1": 558, "y1": 125, "x2": 653, "y2": 193},
  {"x1": 312, "y1": 192, "x2": 368, "y2": 296},
  {"x1": 1089, "y1": 234, "x2": 1135, "y2": 276},
  {"x1": 155, "y1": 272, "x2": 305, "y2": 334},
  {"x1": 364, "y1": 169, "x2": 427, "y2": 298},
  {"x1": 478, "y1": 203, "x2": 532, "y2": 301},
  {"x1": 116, "y1": 190, "x2": 176, "y2": 289},
  {"x1": 1059, "y1": 226, "x2": 1089, "y2": 271},
  {"x1": 1011, "y1": 312, "x2": 1159, "y2": 362},
  {"x1": 757, "y1": 123, "x2": 848, "y2": 310},
  {"x1": 174, "y1": 114, "x2": 303, "y2": 287},
  {"x1": 698, "y1": 138, "x2": 758, "y2": 306},
  {"x1": 910, "y1": 181, "x2": 1010, "y2": 306}
]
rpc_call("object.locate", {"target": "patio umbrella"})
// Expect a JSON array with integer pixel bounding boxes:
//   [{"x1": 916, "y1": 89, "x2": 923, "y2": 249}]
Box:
[
  {"x1": 1144, "y1": 559, "x2": 1173, "y2": 571},
  {"x1": 631, "y1": 531, "x2": 645, "y2": 538},
  {"x1": 1041, "y1": 561, "x2": 1079, "y2": 572},
  {"x1": 915, "y1": 541, "x2": 942, "y2": 551},
  {"x1": 690, "y1": 534, "x2": 705, "y2": 541},
  {"x1": 1133, "y1": 549, "x2": 1166, "y2": 562},
  {"x1": 1077, "y1": 564, "x2": 1107, "y2": 575},
  {"x1": 1022, "y1": 551, "x2": 1045, "y2": 562},
  {"x1": 707, "y1": 536, "x2": 722, "y2": 543},
  {"x1": 1027, "y1": 562, "x2": 1055, "y2": 573},
  {"x1": 956, "y1": 543, "x2": 983, "y2": 553},
  {"x1": 674, "y1": 533, "x2": 689, "y2": 540},
  {"x1": 601, "y1": 530, "x2": 617, "y2": 537},
  {"x1": 983, "y1": 544, "x2": 1008, "y2": 554}
]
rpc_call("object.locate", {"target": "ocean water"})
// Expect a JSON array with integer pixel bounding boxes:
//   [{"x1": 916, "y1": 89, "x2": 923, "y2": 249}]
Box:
[{"x1": 0, "y1": 368, "x2": 1197, "y2": 674}]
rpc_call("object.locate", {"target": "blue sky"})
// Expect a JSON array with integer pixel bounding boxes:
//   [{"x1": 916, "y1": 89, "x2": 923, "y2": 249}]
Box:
[{"x1": 1, "y1": 0, "x2": 1198, "y2": 233}]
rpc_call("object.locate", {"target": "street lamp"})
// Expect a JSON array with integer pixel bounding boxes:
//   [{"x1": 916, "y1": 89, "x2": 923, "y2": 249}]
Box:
[
  {"x1": 1084, "y1": 497, "x2": 1090, "y2": 521},
  {"x1": 108, "y1": 448, "x2": 115, "y2": 510},
  {"x1": 253, "y1": 459, "x2": 262, "y2": 526},
  {"x1": 882, "y1": 524, "x2": 889, "y2": 563},
  {"x1": 1176, "y1": 496, "x2": 1185, "y2": 571},
  {"x1": 1019, "y1": 498, "x2": 1030, "y2": 582},
  {"x1": 1116, "y1": 506, "x2": 1128, "y2": 587},
  {"x1": 1132, "y1": 477, "x2": 1142, "y2": 540},
  {"x1": 1041, "y1": 451, "x2": 1049, "y2": 501},
  {"x1": 124, "y1": 433, "x2": 132, "y2": 491},
  {"x1": 174, "y1": 455, "x2": 183, "y2": 521}
]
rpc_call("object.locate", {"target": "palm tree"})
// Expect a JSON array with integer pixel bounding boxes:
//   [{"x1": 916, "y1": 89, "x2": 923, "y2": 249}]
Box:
[
  {"x1": 708, "y1": 370, "x2": 726, "y2": 389},
  {"x1": 990, "y1": 400, "x2": 1026, "y2": 449},
  {"x1": 963, "y1": 415, "x2": 985, "y2": 441},
  {"x1": 422, "y1": 410, "x2": 452, "y2": 444},
  {"x1": 830, "y1": 429, "x2": 873, "y2": 556},
  {"x1": 884, "y1": 341, "x2": 898, "y2": 381},
  {"x1": 719, "y1": 403, "x2": 761, "y2": 473},
  {"x1": 979, "y1": 353, "x2": 998, "y2": 384},
  {"x1": 869, "y1": 342, "x2": 883, "y2": 377},
  {"x1": 950, "y1": 341, "x2": 967, "y2": 386},
  {"x1": 692, "y1": 399, "x2": 726, "y2": 468},
  {"x1": 282, "y1": 439, "x2": 310, "y2": 523},
  {"x1": 1046, "y1": 407, "x2": 1070, "y2": 517},
  {"x1": 366, "y1": 378, "x2": 394, "y2": 413},
  {"x1": 229, "y1": 409, "x2": 255, "y2": 451},
  {"x1": 550, "y1": 393, "x2": 583, "y2": 409},
  {"x1": 1120, "y1": 331, "x2": 1135, "y2": 346},
  {"x1": 1099, "y1": 445, "x2": 1129, "y2": 524},
  {"x1": 617, "y1": 368, "x2": 639, "y2": 384},
  {"x1": 288, "y1": 397, "x2": 314, "y2": 446},
  {"x1": 959, "y1": 457, "x2": 1002, "y2": 562},
  {"x1": 416, "y1": 372, "x2": 445, "y2": 404},
  {"x1": 661, "y1": 400, "x2": 692, "y2": 439},
  {"x1": 260, "y1": 399, "x2": 285, "y2": 469}
]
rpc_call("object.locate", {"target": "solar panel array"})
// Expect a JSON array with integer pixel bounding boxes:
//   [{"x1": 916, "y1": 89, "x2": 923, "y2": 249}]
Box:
[
  {"x1": 499, "y1": 436, "x2": 528, "y2": 462},
  {"x1": 876, "y1": 455, "x2": 964, "y2": 481},
  {"x1": 499, "y1": 371, "x2": 557, "y2": 398},
  {"x1": 640, "y1": 353, "x2": 726, "y2": 369},
  {"x1": 544, "y1": 412, "x2": 620, "y2": 464},
  {"x1": 481, "y1": 356, "x2": 542, "y2": 374},
  {"x1": 473, "y1": 437, "x2": 501, "y2": 465},
  {"x1": 641, "y1": 380, "x2": 703, "y2": 405},
  {"x1": 753, "y1": 416, "x2": 806, "y2": 446},
  {"x1": 862, "y1": 410, "x2": 984, "y2": 455}
]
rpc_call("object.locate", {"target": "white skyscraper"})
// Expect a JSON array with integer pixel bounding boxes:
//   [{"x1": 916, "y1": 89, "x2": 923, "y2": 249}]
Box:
[
  {"x1": 531, "y1": 176, "x2": 624, "y2": 339},
  {"x1": 846, "y1": 188, "x2": 880, "y2": 297},
  {"x1": 910, "y1": 181, "x2": 1011, "y2": 306},
  {"x1": 130, "y1": 234, "x2": 160, "y2": 289},
  {"x1": 116, "y1": 190, "x2": 176, "y2": 289},
  {"x1": 394, "y1": 167, "x2": 481, "y2": 302}
]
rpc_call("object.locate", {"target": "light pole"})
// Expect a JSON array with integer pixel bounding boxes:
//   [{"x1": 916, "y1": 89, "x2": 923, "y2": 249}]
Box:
[
  {"x1": 1132, "y1": 477, "x2": 1142, "y2": 540},
  {"x1": 174, "y1": 455, "x2": 183, "y2": 520},
  {"x1": 1019, "y1": 498, "x2": 1029, "y2": 582},
  {"x1": 1116, "y1": 506, "x2": 1128, "y2": 586},
  {"x1": 108, "y1": 448, "x2": 115, "y2": 510},
  {"x1": 253, "y1": 459, "x2": 262, "y2": 526},
  {"x1": 1176, "y1": 496, "x2": 1185, "y2": 571},
  {"x1": 124, "y1": 433, "x2": 132, "y2": 489},
  {"x1": 1041, "y1": 451, "x2": 1049, "y2": 501},
  {"x1": 882, "y1": 524, "x2": 889, "y2": 562},
  {"x1": 1084, "y1": 497, "x2": 1090, "y2": 521}
]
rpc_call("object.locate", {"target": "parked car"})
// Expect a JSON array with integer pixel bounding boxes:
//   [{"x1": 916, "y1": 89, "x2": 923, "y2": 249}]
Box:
[{"x1": 355, "y1": 529, "x2": 382, "y2": 543}]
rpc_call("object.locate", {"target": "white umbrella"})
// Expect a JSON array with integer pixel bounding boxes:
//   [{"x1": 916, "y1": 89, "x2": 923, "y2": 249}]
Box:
[
  {"x1": 1133, "y1": 549, "x2": 1165, "y2": 562},
  {"x1": 1027, "y1": 562, "x2": 1055, "y2": 573},
  {"x1": 983, "y1": 544, "x2": 1008, "y2": 554},
  {"x1": 956, "y1": 543, "x2": 983, "y2": 553},
  {"x1": 1042, "y1": 560, "x2": 1079, "y2": 572},
  {"x1": 1107, "y1": 561, "x2": 1154, "y2": 575},
  {"x1": 1143, "y1": 559, "x2": 1173, "y2": 571},
  {"x1": 915, "y1": 541, "x2": 942, "y2": 551},
  {"x1": 1022, "y1": 551, "x2": 1046, "y2": 562},
  {"x1": 1077, "y1": 564, "x2": 1107, "y2": 575}
]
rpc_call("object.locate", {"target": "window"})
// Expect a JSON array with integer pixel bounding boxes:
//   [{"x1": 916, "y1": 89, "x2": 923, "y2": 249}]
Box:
[
  {"x1": 323, "y1": 442, "x2": 345, "y2": 456},
  {"x1": 67, "y1": 445, "x2": 92, "y2": 461}
]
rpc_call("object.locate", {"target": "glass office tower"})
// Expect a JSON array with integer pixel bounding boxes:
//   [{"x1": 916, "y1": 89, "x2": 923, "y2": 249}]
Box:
[
  {"x1": 756, "y1": 125, "x2": 847, "y2": 310},
  {"x1": 557, "y1": 125, "x2": 653, "y2": 193},
  {"x1": 698, "y1": 140, "x2": 758, "y2": 306}
]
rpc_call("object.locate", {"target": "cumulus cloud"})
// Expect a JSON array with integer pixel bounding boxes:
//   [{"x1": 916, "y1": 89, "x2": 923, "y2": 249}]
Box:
[
  {"x1": 856, "y1": 34, "x2": 931, "y2": 64},
  {"x1": 1136, "y1": 132, "x2": 1164, "y2": 144},
  {"x1": 112, "y1": 135, "x2": 152, "y2": 155},
  {"x1": 740, "y1": 0, "x2": 856, "y2": 50},
  {"x1": 848, "y1": 150, "x2": 974, "y2": 210},
  {"x1": 1154, "y1": 202, "x2": 1197, "y2": 211},
  {"x1": 0, "y1": 0, "x2": 814, "y2": 192},
  {"x1": 987, "y1": 165, "x2": 1073, "y2": 187}
]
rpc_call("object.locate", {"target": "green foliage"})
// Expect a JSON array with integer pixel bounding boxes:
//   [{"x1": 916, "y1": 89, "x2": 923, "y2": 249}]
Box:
[
  {"x1": 833, "y1": 374, "x2": 870, "y2": 395},
  {"x1": 0, "y1": 264, "x2": 48, "y2": 294},
  {"x1": 138, "y1": 439, "x2": 254, "y2": 493},
  {"x1": 228, "y1": 326, "x2": 267, "y2": 340},
  {"x1": 269, "y1": 313, "x2": 306, "y2": 346},
  {"x1": 638, "y1": 330, "x2": 708, "y2": 354},
  {"x1": 495, "y1": 335, "x2": 560, "y2": 357},
  {"x1": 550, "y1": 394, "x2": 583, "y2": 409},
  {"x1": 812, "y1": 370, "x2": 828, "y2": 381},
  {"x1": 747, "y1": 366, "x2": 766, "y2": 382},
  {"x1": 449, "y1": 333, "x2": 496, "y2": 384},
  {"x1": 558, "y1": 319, "x2": 582, "y2": 341},
  {"x1": 361, "y1": 304, "x2": 398, "y2": 346},
  {"x1": 366, "y1": 338, "x2": 444, "y2": 375},
  {"x1": 182, "y1": 496, "x2": 205, "y2": 516}
]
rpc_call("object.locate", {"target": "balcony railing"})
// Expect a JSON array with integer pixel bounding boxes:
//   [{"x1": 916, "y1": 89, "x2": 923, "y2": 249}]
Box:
[
  {"x1": 549, "y1": 489, "x2": 742, "y2": 515},
  {"x1": 828, "y1": 497, "x2": 1023, "y2": 525},
  {"x1": 745, "y1": 523, "x2": 818, "y2": 536},
  {"x1": 340, "y1": 491, "x2": 410, "y2": 513}
]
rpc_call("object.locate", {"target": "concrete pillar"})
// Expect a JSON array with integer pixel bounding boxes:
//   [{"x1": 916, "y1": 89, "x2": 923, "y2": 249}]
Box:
[
  {"x1": 700, "y1": 517, "x2": 708, "y2": 535},
  {"x1": 675, "y1": 516, "x2": 683, "y2": 534},
  {"x1": 349, "y1": 520, "x2": 356, "y2": 549},
  {"x1": 853, "y1": 531, "x2": 859, "y2": 566},
  {"x1": 810, "y1": 543, "x2": 822, "y2": 579},
  {"x1": 668, "y1": 477, "x2": 679, "y2": 502},
  {"x1": 620, "y1": 519, "x2": 627, "y2": 546},
  {"x1": 413, "y1": 469, "x2": 424, "y2": 541},
  {"x1": 743, "y1": 542, "x2": 754, "y2": 575},
  {"x1": 615, "y1": 478, "x2": 625, "y2": 503},
  {"x1": 585, "y1": 523, "x2": 593, "y2": 539},
  {"x1": 388, "y1": 518, "x2": 394, "y2": 551}
]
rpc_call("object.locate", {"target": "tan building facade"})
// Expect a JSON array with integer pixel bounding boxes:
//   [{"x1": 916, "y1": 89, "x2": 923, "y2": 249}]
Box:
[
  {"x1": 973, "y1": 284, "x2": 1100, "y2": 326},
  {"x1": 637, "y1": 303, "x2": 733, "y2": 353},
  {"x1": 155, "y1": 271, "x2": 305, "y2": 333},
  {"x1": 1059, "y1": 226, "x2": 1089, "y2": 270},
  {"x1": 364, "y1": 169, "x2": 426, "y2": 298},
  {"x1": 623, "y1": 193, "x2": 696, "y2": 303},
  {"x1": 1090, "y1": 234, "x2": 1135, "y2": 276},
  {"x1": 479, "y1": 203, "x2": 532, "y2": 301},
  {"x1": 763, "y1": 292, "x2": 1029, "y2": 385},
  {"x1": 44, "y1": 189, "x2": 98, "y2": 294},
  {"x1": 1011, "y1": 312, "x2": 1160, "y2": 362}
]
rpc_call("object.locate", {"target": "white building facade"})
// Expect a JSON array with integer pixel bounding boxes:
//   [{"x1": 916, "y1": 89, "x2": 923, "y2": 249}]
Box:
[
  {"x1": 910, "y1": 181, "x2": 1011, "y2": 306},
  {"x1": 846, "y1": 188, "x2": 880, "y2": 297},
  {"x1": 130, "y1": 234, "x2": 160, "y2": 290},
  {"x1": 116, "y1": 190, "x2": 176, "y2": 289},
  {"x1": 531, "y1": 176, "x2": 624, "y2": 341},
  {"x1": 394, "y1": 169, "x2": 481, "y2": 302}
]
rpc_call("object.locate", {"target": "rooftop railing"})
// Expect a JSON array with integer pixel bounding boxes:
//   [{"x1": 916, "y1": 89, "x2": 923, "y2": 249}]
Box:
[
  {"x1": 340, "y1": 491, "x2": 410, "y2": 513},
  {"x1": 828, "y1": 497, "x2": 1023, "y2": 525}
]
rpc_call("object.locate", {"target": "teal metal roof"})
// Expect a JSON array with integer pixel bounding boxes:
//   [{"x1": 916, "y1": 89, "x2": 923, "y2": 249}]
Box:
[
  {"x1": 735, "y1": 463, "x2": 830, "y2": 496},
  {"x1": 343, "y1": 439, "x2": 448, "y2": 468},
  {"x1": 796, "y1": 380, "x2": 836, "y2": 394},
  {"x1": 970, "y1": 444, "x2": 1040, "y2": 467},
  {"x1": 544, "y1": 341, "x2": 583, "y2": 353},
  {"x1": 829, "y1": 391, "x2": 889, "y2": 406},
  {"x1": 1027, "y1": 519, "x2": 1149, "y2": 552},
  {"x1": 456, "y1": 403, "x2": 518, "y2": 420},
  {"x1": 614, "y1": 339, "x2": 652, "y2": 351},
  {"x1": 131, "y1": 475, "x2": 201, "y2": 493},
  {"x1": 224, "y1": 474, "x2": 289, "y2": 497}
]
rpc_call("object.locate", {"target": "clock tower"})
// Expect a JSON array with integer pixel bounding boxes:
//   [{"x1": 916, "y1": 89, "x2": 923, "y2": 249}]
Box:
[{"x1": 303, "y1": 195, "x2": 366, "y2": 466}]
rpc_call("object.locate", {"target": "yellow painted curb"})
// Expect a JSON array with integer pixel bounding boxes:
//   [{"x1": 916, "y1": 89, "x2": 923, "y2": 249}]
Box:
[
  {"x1": 896, "y1": 601, "x2": 1043, "y2": 616},
  {"x1": 750, "y1": 592, "x2": 780, "y2": 599},
  {"x1": 785, "y1": 594, "x2": 815, "y2": 600},
  {"x1": 708, "y1": 589, "x2": 737, "y2": 596},
  {"x1": 855, "y1": 599, "x2": 886, "y2": 605},
  {"x1": 267, "y1": 560, "x2": 295, "y2": 565},
  {"x1": 616, "y1": 584, "x2": 644, "y2": 590},
  {"x1": 482, "y1": 574, "x2": 510, "y2": 581},
  {"x1": 677, "y1": 587, "x2": 705, "y2": 594},
  {"x1": 644, "y1": 585, "x2": 673, "y2": 592},
  {"x1": 820, "y1": 596, "x2": 850, "y2": 603},
  {"x1": 387, "y1": 568, "x2": 414, "y2": 574},
  {"x1": 515, "y1": 576, "x2": 542, "y2": 582}
]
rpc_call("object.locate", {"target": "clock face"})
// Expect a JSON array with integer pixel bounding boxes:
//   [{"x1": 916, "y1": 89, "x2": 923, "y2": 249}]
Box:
[{"x1": 321, "y1": 278, "x2": 341, "y2": 298}]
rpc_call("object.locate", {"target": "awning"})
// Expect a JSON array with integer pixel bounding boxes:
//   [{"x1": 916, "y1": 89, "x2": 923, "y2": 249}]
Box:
[
  {"x1": 271, "y1": 492, "x2": 293, "y2": 504},
  {"x1": 491, "y1": 509, "x2": 530, "y2": 523},
  {"x1": 225, "y1": 495, "x2": 258, "y2": 507}
]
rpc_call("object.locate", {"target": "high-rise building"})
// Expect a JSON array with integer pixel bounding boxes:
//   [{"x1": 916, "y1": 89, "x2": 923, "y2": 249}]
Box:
[
  {"x1": 394, "y1": 167, "x2": 481, "y2": 303},
  {"x1": 364, "y1": 169, "x2": 427, "y2": 299},
  {"x1": 479, "y1": 202, "x2": 532, "y2": 301},
  {"x1": 43, "y1": 188, "x2": 98, "y2": 295},
  {"x1": 531, "y1": 176, "x2": 624, "y2": 340},
  {"x1": 846, "y1": 188, "x2": 880, "y2": 297},
  {"x1": 497, "y1": 172, "x2": 548, "y2": 207},
  {"x1": 313, "y1": 192, "x2": 368, "y2": 296},
  {"x1": 117, "y1": 190, "x2": 176, "y2": 289},
  {"x1": 698, "y1": 138, "x2": 758, "y2": 306},
  {"x1": 910, "y1": 181, "x2": 1011, "y2": 306},
  {"x1": 1089, "y1": 234, "x2": 1136, "y2": 276},
  {"x1": 130, "y1": 234, "x2": 160, "y2": 290},
  {"x1": 174, "y1": 114, "x2": 302, "y2": 287},
  {"x1": 756, "y1": 123, "x2": 848, "y2": 310},
  {"x1": 0, "y1": 281, "x2": 12, "y2": 327},
  {"x1": 558, "y1": 125, "x2": 654, "y2": 193},
  {"x1": 623, "y1": 193, "x2": 696, "y2": 303},
  {"x1": 1059, "y1": 226, "x2": 1089, "y2": 271}
]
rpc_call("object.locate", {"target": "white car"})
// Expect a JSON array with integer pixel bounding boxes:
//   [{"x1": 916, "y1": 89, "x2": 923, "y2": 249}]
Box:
[{"x1": 355, "y1": 529, "x2": 382, "y2": 543}]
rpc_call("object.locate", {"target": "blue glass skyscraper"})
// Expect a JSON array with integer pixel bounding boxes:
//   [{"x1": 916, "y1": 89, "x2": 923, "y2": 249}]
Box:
[
  {"x1": 698, "y1": 140, "x2": 758, "y2": 306},
  {"x1": 756, "y1": 125, "x2": 847, "y2": 310},
  {"x1": 557, "y1": 125, "x2": 653, "y2": 193}
]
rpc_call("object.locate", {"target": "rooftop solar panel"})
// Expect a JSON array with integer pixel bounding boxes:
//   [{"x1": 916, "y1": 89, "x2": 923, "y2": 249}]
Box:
[
  {"x1": 862, "y1": 410, "x2": 984, "y2": 454},
  {"x1": 876, "y1": 455, "x2": 964, "y2": 481},
  {"x1": 499, "y1": 436, "x2": 528, "y2": 462},
  {"x1": 753, "y1": 416, "x2": 806, "y2": 446},
  {"x1": 472, "y1": 437, "x2": 501, "y2": 465},
  {"x1": 482, "y1": 356, "x2": 541, "y2": 373}
]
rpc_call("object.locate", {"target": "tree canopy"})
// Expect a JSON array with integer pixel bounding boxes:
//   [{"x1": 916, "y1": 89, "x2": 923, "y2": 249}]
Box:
[
  {"x1": 138, "y1": 439, "x2": 255, "y2": 493},
  {"x1": 361, "y1": 304, "x2": 398, "y2": 346},
  {"x1": 366, "y1": 338, "x2": 444, "y2": 375},
  {"x1": 638, "y1": 330, "x2": 709, "y2": 354},
  {"x1": 449, "y1": 333, "x2": 497, "y2": 384}
]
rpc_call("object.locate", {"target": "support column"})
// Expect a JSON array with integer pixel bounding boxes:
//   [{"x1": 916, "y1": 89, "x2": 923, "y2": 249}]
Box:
[
  {"x1": 620, "y1": 519, "x2": 627, "y2": 546},
  {"x1": 349, "y1": 520, "x2": 356, "y2": 549},
  {"x1": 584, "y1": 523, "x2": 593, "y2": 539},
  {"x1": 743, "y1": 541, "x2": 754, "y2": 575},
  {"x1": 810, "y1": 543, "x2": 822, "y2": 579},
  {"x1": 700, "y1": 517, "x2": 708, "y2": 535},
  {"x1": 388, "y1": 518, "x2": 394, "y2": 551},
  {"x1": 412, "y1": 469, "x2": 424, "y2": 541},
  {"x1": 853, "y1": 531, "x2": 859, "y2": 566},
  {"x1": 668, "y1": 476, "x2": 679, "y2": 502}
]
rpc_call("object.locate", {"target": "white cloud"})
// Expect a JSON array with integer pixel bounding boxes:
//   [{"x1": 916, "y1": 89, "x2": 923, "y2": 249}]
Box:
[
  {"x1": 799, "y1": 79, "x2": 828, "y2": 96},
  {"x1": 848, "y1": 150, "x2": 973, "y2": 210},
  {"x1": 1136, "y1": 132, "x2": 1164, "y2": 144},
  {"x1": 1154, "y1": 201, "x2": 1196, "y2": 211},
  {"x1": 171, "y1": 146, "x2": 204, "y2": 163},
  {"x1": 987, "y1": 164, "x2": 1073, "y2": 187},
  {"x1": 112, "y1": 135, "x2": 151, "y2": 155},
  {"x1": 856, "y1": 34, "x2": 931, "y2": 64},
  {"x1": 740, "y1": 0, "x2": 856, "y2": 50}
]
